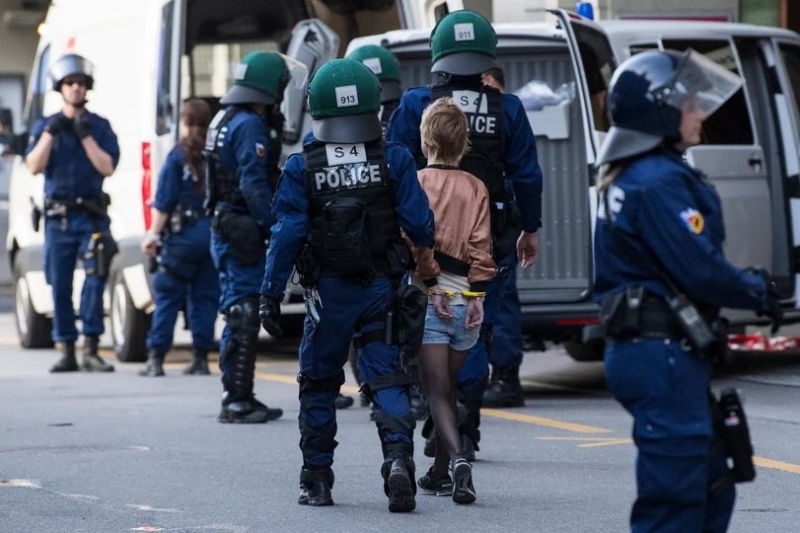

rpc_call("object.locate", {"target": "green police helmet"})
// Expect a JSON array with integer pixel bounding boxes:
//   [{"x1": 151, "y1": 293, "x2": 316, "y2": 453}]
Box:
[
  {"x1": 308, "y1": 58, "x2": 382, "y2": 143},
  {"x1": 430, "y1": 10, "x2": 499, "y2": 76},
  {"x1": 347, "y1": 44, "x2": 402, "y2": 103},
  {"x1": 221, "y1": 51, "x2": 305, "y2": 106}
]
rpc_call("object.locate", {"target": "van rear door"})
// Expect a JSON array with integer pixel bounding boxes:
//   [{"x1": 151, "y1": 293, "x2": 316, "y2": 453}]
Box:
[
  {"x1": 515, "y1": 10, "x2": 616, "y2": 314},
  {"x1": 764, "y1": 36, "x2": 800, "y2": 304},
  {"x1": 149, "y1": 0, "x2": 185, "y2": 219}
]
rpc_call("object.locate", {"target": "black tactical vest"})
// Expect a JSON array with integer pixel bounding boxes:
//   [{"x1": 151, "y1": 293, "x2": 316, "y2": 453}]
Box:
[
  {"x1": 204, "y1": 107, "x2": 245, "y2": 210},
  {"x1": 431, "y1": 84, "x2": 506, "y2": 201},
  {"x1": 304, "y1": 140, "x2": 400, "y2": 278}
]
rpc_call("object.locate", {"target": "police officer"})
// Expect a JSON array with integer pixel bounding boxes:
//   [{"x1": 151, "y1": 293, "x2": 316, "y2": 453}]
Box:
[
  {"x1": 386, "y1": 9, "x2": 543, "y2": 456},
  {"x1": 140, "y1": 99, "x2": 220, "y2": 377},
  {"x1": 205, "y1": 51, "x2": 304, "y2": 423},
  {"x1": 25, "y1": 53, "x2": 119, "y2": 373},
  {"x1": 259, "y1": 58, "x2": 434, "y2": 512},
  {"x1": 475, "y1": 66, "x2": 526, "y2": 409},
  {"x1": 331, "y1": 44, "x2": 407, "y2": 411},
  {"x1": 594, "y1": 50, "x2": 783, "y2": 532},
  {"x1": 347, "y1": 44, "x2": 403, "y2": 134}
]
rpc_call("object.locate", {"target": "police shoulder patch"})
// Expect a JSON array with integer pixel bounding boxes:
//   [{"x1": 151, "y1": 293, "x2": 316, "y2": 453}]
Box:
[
  {"x1": 255, "y1": 142, "x2": 266, "y2": 158},
  {"x1": 680, "y1": 208, "x2": 704, "y2": 235}
]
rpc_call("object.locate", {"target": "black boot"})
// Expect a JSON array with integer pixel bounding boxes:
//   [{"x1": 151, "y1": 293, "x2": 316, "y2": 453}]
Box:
[
  {"x1": 298, "y1": 466, "x2": 334, "y2": 506},
  {"x1": 334, "y1": 393, "x2": 354, "y2": 409},
  {"x1": 460, "y1": 433, "x2": 477, "y2": 463},
  {"x1": 80, "y1": 336, "x2": 114, "y2": 372},
  {"x1": 482, "y1": 365, "x2": 524, "y2": 408},
  {"x1": 139, "y1": 348, "x2": 165, "y2": 377},
  {"x1": 382, "y1": 457, "x2": 416, "y2": 513},
  {"x1": 218, "y1": 298, "x2": 283, "y2": 423},
  {"x1": 219, "y1": 393, "x2": 283, "y2": 423},
  {"x1": 183, "y1": 349, "x2": 210, "y2": 375},
  {"x1": 50, "y1": 342, "x2": 78, "y2": 373}
]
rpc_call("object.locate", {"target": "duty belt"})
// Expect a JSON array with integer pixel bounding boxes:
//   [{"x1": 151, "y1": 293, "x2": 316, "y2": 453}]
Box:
[
  {"x1": 44, "y1": 196, "x2": 106, "y2": 218},
  {"x1": 605, "y1": 294, "x2": 686, "y2": 341}
]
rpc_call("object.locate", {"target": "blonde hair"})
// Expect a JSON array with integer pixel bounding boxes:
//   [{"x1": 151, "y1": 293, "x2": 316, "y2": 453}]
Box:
[{"x1": 420, "y1": 97, "x2": 469, "y2": 167}]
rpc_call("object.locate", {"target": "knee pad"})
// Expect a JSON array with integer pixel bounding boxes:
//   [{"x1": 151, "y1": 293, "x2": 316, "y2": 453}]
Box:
[
  {"x1": 298, "y1": 371, "x2": 346, "y2": 396},
  {"x1": 362, "y1": 372, "x2": 414, "y2": 398}
]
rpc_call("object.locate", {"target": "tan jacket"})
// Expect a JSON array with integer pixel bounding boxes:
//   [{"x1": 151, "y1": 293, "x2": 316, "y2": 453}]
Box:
[{"x1": 412, "y1": 167, "x2": 496, "y2": 290}]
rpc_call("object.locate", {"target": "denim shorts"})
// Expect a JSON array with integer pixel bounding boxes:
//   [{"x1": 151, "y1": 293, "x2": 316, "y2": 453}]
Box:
[{"x1": 422, "y1": 304, "x2": 480, "y2": 351}]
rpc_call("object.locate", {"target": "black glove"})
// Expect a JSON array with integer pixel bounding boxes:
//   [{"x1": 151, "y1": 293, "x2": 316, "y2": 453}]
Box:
[
  {"x1": 73, "y1": 113, "x2": 91, "y2": 139},
  {"x1": 44, "y1": 114, "x2": 73, "y2": 136},
  {"x1": 750, "y1": 267, "x2": 783, "y2": 334},
  {"x1": 259, "y1": 294, "x2": 283, "y2": 339}
]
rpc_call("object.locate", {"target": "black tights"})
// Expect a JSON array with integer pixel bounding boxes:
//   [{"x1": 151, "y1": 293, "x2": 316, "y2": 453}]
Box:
[{"x1": 417, "y1": 343, "x2": 468, "y2": 476}]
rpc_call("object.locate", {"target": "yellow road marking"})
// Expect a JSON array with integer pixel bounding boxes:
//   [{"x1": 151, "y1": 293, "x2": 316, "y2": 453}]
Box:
[
  {"x1": 481, "y1": 407, "x2": 612, "y2": 434},
  {"x1": 6, "y1": 339, "x2": 800, "y2": 476},
  {"x1": 255, "y1": 371, "x2": 360, "y2": 393},
  {"x1": 537, "y1": 436, "x2": 632, "y2": 448},
  {"x1": 754, "y1": 456, "x2": 800, "y2": 474},
  {"x1": 249, "y1": 372, "x2": 800, "y2": 475}
]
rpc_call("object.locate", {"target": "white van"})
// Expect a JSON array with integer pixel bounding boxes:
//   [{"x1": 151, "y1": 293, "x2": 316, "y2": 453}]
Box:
[
  {"x1": 3, "y1": 0, "x2": 463, "y2": 362},
  {"x1": 349, "y1": 10, "x2": 800, "y2": 361}
]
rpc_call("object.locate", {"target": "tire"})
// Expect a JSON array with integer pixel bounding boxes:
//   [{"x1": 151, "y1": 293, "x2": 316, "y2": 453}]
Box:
[
  {"x1": 13, "y1": 264, "x2": 54, "y2": 349},
  {"x1": 280, "y1": 313, "x2": 306, "y2": 338},
  {"x1": 564, "y1": 338, "x2": 605, "y2": 362},
  {"x1": 109, "y1": 271, "x2": 151, "y2": 362}
]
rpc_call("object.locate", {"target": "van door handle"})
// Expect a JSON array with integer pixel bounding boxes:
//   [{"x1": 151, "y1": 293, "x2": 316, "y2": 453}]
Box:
[{"x1": 748, "y1": 156, "x2": 763, "y2": 171}]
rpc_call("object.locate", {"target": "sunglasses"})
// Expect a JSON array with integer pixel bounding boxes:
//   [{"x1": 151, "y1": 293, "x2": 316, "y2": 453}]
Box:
[{"x1": 62, "y1": 78, "x2": 87, "y2": 87}]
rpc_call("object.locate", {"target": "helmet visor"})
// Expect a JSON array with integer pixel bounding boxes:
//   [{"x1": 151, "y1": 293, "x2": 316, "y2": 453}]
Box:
[{"x1": 660, "y1": 49, "x2": 742, "y2": 118}]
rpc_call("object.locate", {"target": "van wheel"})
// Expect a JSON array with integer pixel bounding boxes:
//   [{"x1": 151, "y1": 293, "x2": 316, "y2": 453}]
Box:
[
  {"x1": 110, "y1": 272, "x2": 150, "y2": 362},
  {"x1": 280, "y1": 314, "x2": 306, "y2": 338},
  {"x1": 13, "y1": 265, "x2": 54, "y2": 349},
  {"x1": 564, "y1": 338, "x2": 605, "y2": 362}
]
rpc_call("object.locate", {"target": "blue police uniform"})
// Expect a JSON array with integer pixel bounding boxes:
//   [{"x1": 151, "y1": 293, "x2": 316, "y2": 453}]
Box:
[
  {"x1": 387, "y1": 85, "x2": 542, "y2": 436},
  {"x1": 208, "y1": 107, "x2": 276, "y2": 396},
  {"x1": 27, "y1": 111, "x2": 119, "y2": 344},
  {"x1": 211, "y1": 108, "x2": 275, "y2": 309},
  {"x1": 261, "y1": 142, "x2": 433, "y2": 469},
  {"x1": 146, "y1": 146, "x2": 219, "y2": 357},
  {"x1": 595, "y1": 149, "x2": 768, "y2": 532}
]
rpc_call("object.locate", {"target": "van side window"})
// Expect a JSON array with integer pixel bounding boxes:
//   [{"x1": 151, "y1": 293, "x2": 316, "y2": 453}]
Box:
[
  {"x1": 155, "y1": 1, "x2": 175, "y2": 136},
  {"x1": 25, "y1": 44, "x2": 50, "y2": 129},
  {"x1": 662, "y1": 39, "x2": 754, "y2": 145},
  {"x1": 779, "y1": 43, "x2": 800, "y2": 123}
]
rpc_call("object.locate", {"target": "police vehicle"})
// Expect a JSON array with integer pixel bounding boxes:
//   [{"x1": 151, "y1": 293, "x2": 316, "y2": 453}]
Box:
[
  {"x1": 348, "y1": 10, "x2": 800, "y2": 361},
  {"x1": 2, "y1": 0, "x2": 463, "y2": 362}
]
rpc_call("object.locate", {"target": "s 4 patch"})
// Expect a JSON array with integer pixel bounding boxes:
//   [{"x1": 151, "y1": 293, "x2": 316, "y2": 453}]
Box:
[
  {"x1": 255, "y1": 142, "x2": 266, "y2": 158},
  {"x1": 680, "y1": 208, "x2": 704, "y2": 235}
]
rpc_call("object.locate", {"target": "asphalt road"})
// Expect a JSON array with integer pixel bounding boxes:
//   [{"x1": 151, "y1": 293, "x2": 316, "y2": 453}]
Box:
[{"x1": 1, "y1": 292, "x2": 800, "y2": 532}]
